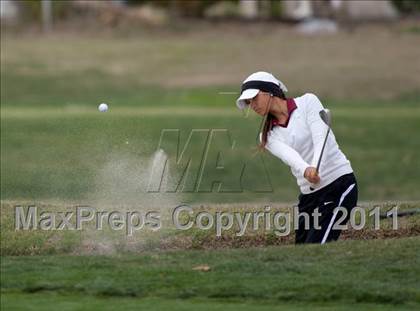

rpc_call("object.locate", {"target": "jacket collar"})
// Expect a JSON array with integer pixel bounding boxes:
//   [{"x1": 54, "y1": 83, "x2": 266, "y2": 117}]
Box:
[{"x1": 271, "y1": 98, "x2": 297, "y2": 128}]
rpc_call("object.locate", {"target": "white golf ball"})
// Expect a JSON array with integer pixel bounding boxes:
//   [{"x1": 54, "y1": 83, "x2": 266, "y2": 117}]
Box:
[{"x1": 98, "y1": 103, "x2": 108, "y2": 112}]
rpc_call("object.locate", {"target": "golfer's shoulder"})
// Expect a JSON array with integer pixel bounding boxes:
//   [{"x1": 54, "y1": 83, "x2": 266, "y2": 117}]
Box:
[
  {"x1": 295, "y1": 93, "x2": 321, "y2": 105},
  {"x1": 294, "y1": 93, "x2": 323, "y2": 111}
]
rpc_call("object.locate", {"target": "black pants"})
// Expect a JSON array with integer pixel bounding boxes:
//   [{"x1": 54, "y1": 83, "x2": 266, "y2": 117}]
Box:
[{"x1": 295, "y1": 173, "x2": 358, "y2": 244}]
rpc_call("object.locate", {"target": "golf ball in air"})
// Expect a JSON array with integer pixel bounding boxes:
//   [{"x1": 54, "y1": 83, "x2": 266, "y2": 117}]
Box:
[{"x1": 98, "y1": 103, "x2": 108, "y2": 112}]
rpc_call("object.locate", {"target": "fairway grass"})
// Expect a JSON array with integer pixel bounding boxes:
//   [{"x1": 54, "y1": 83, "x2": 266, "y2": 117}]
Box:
[
  {"x1": 2, "y1": 294, "x2": 418, "y2": 311},
  {"x1": 2, "y1": 237, "x2": 420, "y2": 310},
  {"x1": 2, "y1": 27, "x2": 420, "y2": 101},
  {"x1": 2, "y1": 25, "x2": 420, "y2": 311},
  {"x1": 2, "y1": 100, "x2": 420, "y2": 202},
  {"x1": 2, "y1": 30, "x2": 420, "y2": 203}
]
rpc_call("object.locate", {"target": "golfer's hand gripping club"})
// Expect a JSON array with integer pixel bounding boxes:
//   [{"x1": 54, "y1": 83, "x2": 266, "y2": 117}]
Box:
[{"x1": 305, "y1": 167, "x2": 320, "y2": 184}]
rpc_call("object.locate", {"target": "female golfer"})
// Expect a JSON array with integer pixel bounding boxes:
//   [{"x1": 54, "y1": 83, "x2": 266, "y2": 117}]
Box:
[{"x1": 236, "y1": 71, "x2": 358, "y2": 244}]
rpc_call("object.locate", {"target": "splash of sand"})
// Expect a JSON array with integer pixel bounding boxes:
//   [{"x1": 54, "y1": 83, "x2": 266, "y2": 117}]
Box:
[{"x1": 79, "y1": 148, "x2": 183, "y2": 255}]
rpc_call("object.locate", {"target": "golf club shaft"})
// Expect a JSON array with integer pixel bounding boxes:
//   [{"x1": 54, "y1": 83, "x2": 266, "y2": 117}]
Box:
[
  {"x1": 310, "y1": 127, "x2": 331, "y2": 191},
  {"x1": 315, "y1": 127, "x2": 331, "y2": 172}
]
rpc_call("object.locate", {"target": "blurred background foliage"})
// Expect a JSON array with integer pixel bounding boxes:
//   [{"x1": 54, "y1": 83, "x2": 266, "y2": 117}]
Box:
[
  {"x1": 391, "y1": 0, "x2": 420, "y2": 13},
  {"x1": 6, "y1": 0, "x2": 420, "y2": 27}
]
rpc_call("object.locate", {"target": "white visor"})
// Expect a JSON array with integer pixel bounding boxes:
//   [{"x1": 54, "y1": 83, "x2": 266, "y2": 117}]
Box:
[{"x1": 236, "y1": 89, "x2": 259, "y2": 110}]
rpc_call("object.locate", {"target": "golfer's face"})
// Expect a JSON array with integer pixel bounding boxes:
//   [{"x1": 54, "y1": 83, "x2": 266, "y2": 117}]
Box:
[{"x1": 247, "y1": 92, "x2": 271, "y2": 116}]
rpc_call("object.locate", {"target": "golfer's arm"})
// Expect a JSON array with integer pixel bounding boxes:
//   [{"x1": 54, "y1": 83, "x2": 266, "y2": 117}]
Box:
[
  {"x1": 306, "y1": 94, "x2": 329, "y2": 167},
  {"x1": 265, "y1": 138, "x2": 309, "y2": 177}
]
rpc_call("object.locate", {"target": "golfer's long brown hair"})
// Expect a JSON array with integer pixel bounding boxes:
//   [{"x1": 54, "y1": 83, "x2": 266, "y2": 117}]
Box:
[{"x1": 258, "y1": 91, "x2": 287, "y2": 150}]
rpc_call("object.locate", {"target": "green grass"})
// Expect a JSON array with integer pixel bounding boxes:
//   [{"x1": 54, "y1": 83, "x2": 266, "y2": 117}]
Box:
[
  {"x1": 2, "y1": 102, "x2": 420, "y2": 202},
  {"x1": 1, "y1": 237, "x2": 420, "y2": 310},
  {"x1": 2, "y1": 26, "x2": 420, "y2": 311},
  {"x1": 5, "y1": 295, "x2": 417, "y2": 311},
  {"x1": 2, "y1": 30, "x2": 420, "y2": 101},
  {"x1": 2, "y1": 32, "x2": 420, "y2": 203}
]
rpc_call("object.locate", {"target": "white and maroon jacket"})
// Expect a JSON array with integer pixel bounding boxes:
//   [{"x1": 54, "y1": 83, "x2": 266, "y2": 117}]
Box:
[{"x1": 262, "y1": 93, "x2": 353, "y2": 194}]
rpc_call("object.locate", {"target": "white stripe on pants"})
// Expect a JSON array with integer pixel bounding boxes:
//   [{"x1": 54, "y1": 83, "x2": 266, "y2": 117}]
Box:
[{"x1": 321, "y1": 183, "x2": 356, "y2": 244}]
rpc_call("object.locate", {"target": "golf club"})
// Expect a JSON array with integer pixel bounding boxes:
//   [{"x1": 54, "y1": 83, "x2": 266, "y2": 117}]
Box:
[{"x1": 309, "y1": 109, "x2": 332, "y2": 191}]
